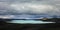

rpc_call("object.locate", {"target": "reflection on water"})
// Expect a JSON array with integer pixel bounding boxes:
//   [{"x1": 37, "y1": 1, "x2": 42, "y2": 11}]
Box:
[{"x1": 7, "y1": 20, "x2": 55, "y2": 24}]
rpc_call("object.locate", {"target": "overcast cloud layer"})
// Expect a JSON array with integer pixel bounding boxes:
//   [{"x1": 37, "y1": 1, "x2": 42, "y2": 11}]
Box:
[{"x1": 0, "y1": 0, "x2": 60, "y2": 18}]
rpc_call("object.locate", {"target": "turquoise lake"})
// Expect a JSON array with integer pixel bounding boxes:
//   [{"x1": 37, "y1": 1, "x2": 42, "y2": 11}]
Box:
[{"x1": 7, "y1": 20, "x2": 55, "y2": 24}]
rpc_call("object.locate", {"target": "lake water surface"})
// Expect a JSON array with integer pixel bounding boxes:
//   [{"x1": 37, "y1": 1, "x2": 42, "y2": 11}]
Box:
[{"x1": 7, "y1": 20, "x2": 55, "y2": 24}]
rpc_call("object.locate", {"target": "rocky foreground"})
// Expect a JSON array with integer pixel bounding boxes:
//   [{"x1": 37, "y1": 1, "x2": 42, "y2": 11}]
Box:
[{"x1": 0, "y1": 21, "x2": 60, "y2": 30}]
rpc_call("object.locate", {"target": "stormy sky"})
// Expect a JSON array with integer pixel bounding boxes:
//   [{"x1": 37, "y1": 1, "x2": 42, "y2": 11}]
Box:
[{"x1": 0, "y1": 0, "x2": 60, "y2": 19}]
